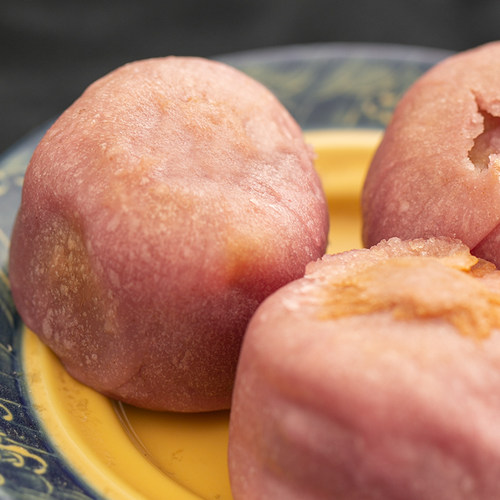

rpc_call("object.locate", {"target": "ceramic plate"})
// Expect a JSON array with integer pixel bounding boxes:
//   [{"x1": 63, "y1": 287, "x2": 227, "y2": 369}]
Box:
[{"x1": 0, "y1": 43, "x2": 452, "y2": 499}]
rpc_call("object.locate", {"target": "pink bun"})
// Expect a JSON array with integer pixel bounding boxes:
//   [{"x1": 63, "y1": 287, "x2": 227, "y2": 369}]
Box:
[
  {"x1": 229, "y1": 237, "x2": 500, "y2": 499},
  {"x1": 362, "y1": 41, "x2": 500, "y2": 266},
  {"x1": 9, "y1": 57, "x2": 328, "y2": 411}
]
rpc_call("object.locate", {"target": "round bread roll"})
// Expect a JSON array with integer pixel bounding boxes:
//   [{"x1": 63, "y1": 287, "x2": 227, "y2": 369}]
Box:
[
  {"x1": 229, "y1": 237, "x2": 500, "y2": 499},
  {"x1": 362, "y1": 41, "x2": 500, "y2": 266},
  {"x1": 9, "y1": 56, "x2": 329, "y2": 412}
]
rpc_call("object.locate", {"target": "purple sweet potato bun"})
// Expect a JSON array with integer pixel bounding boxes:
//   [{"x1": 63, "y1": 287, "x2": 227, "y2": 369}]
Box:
[
  {"x1": 9, "y1": 56, "x2": 329, "y2": 412},
  {"x1": 362, "y1": 41, "x2": 500, "y2": 265},
  {"x1": 229, "y1": 237, "x2": 500, "y2": 499}
]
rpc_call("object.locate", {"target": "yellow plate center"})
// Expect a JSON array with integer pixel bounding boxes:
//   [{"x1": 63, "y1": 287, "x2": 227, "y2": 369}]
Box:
[{"x1": 22, "y1": 129, "x2": 382, "y2": 500}]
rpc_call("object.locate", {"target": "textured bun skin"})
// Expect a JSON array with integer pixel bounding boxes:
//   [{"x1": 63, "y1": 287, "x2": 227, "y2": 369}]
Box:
[
  {"x1": 9, "y1": 56, "x2": 329, "y2": 412},
  {"x1": 362, "y1": 41, "x2": 500, "y2": 266},
  {"x1": 229, "y1": 237, "x2": 500, "y2": 500}
]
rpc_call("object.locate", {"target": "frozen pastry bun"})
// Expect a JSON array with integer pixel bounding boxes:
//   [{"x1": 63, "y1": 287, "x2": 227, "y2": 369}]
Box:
[
  {"x1": 9, "y1": 56, "x2": 329, "y2": 412},
  {"x1": 362, "y1": 41, "x2": 500, "y2": 266},
  {"x1": 229, "y1": 237, "x2": 500, "y2": 499}
]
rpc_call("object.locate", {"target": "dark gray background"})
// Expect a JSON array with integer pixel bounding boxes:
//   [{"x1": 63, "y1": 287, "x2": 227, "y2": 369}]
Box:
[{"x1": 2, "y1": 0, "x2": 499, "y2": 153}]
